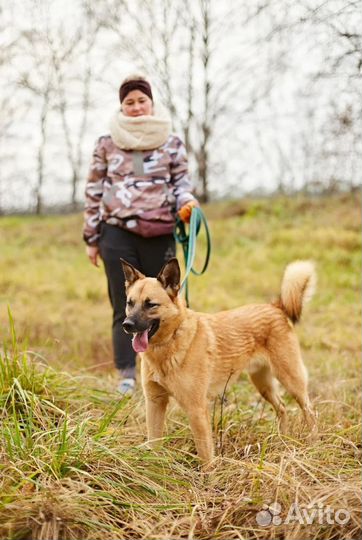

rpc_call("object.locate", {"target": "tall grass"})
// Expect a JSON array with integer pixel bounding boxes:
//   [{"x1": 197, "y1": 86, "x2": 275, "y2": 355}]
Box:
[
  {"x1": 1, "y1": 312, "x2": 198, "y2": 539},
  {"x1": 0, "y1": 194, "x2": 361, "y2": 539}
]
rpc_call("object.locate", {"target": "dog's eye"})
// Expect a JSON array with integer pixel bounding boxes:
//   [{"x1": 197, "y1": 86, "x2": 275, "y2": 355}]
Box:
[
  {"x1": 127, "y1": 299, "x2": 135, "y2": 308},
  {"x1": 145, "y1": 300, "x2": 159, "y2": 309}
]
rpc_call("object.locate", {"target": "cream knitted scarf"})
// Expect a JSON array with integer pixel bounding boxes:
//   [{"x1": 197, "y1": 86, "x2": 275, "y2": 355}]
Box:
[{"x1": 109, "y1": 104, "x2": 171, "y2": 151}]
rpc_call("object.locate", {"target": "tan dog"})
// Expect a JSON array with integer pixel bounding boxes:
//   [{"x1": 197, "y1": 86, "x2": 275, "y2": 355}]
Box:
[{"x1": 121, "y1": 258, "x2": 317, "y2": 464}]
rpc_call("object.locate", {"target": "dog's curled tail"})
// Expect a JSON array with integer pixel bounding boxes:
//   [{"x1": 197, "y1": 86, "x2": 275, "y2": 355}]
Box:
[{"x1": 280, "y1": 260, "x2": 316, "y2": 324}]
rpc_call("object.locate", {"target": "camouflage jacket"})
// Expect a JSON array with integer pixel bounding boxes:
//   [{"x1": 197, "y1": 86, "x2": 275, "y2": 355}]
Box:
[{"x1": 83, "y1": 134, "x2": 196, "y2": 246}]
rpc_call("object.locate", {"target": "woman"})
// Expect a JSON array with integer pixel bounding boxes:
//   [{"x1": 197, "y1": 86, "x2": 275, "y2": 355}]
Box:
[{"x1": 83, "y1": 74, "x2": 198, "y2": 394}]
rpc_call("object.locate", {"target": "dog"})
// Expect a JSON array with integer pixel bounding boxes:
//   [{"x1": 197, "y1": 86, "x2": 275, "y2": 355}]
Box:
[{"x1": 121, "y1": 258, "x2": 317, "y2": 464}]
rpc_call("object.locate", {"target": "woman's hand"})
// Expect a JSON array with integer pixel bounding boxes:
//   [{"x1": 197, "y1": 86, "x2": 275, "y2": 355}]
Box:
[
  {"x1": 86, "y1": 245, "x2": 101, "y2": 267},
  {"x1": 178, "y1": 200, "x2": 199, "y2": 223}
]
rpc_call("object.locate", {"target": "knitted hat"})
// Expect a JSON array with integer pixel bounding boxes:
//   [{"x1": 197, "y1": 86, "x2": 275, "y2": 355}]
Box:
[{"x1": 119, "y1": 75, "x2": 153, "y2": 103}]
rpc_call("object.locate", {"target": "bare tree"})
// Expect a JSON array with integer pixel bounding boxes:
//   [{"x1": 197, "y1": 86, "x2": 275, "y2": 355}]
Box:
[
  {"x1": 305, "y1": 0, "x2": 362, "y2": 191},
  {"x1": 263, "y1": 0, "x2": 362, "y2": 193},
  {"x1": 13, "y1": 1, "x2": 103, "y2": 212},
  {"x1": 48, "y1": 7, "x2": 102, "y2": 209},
  {"x1": 0, "y1": 5, "x2": 25, "y2": 213},
  {"x1": 194, "y1": 0, "x2": 211, "y2": 202},
  {"x1": 16, "y1": 30, "x2": 55, "y2": 214}
]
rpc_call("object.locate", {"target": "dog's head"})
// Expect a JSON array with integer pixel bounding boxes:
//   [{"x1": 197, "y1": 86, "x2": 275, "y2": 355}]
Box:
[{"x1": 120, "y1": 258, "x2": 181, "y2": 353}]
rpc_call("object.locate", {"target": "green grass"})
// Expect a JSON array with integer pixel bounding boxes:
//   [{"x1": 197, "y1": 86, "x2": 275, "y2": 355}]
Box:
[{"x1": 0, "y1": 193, "x2": 361, "y2": 539}]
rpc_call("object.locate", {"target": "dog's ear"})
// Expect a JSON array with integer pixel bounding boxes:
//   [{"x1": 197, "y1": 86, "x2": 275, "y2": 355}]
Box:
[
  {"x1": 120, "y1": 258, "x2": 145, "y2": 288},
  {"x1": 157, "y1": 258, "x2": 180, "y2": 297}
]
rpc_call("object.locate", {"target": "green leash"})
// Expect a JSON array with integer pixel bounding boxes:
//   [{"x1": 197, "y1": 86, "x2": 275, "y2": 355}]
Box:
[{"x1": 174, "y1": 207, "x2": 211, "y2": 307}]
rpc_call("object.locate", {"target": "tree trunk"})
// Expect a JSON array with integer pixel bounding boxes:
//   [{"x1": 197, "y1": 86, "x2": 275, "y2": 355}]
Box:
[
  {"x1": 199, "y1": 0, "x2": 211, "y2": 202},
  {"x1": 35, "y1": 92, "x2": 49, "y2": 214}
]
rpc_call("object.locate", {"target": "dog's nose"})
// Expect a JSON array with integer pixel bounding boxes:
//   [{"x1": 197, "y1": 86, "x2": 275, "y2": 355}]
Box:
[{"x1": 122, "y1": 318, "x2": 136, "y2": 333}]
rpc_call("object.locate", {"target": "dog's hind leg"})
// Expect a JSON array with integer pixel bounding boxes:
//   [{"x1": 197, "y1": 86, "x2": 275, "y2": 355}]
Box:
[
  {"x1": 268, "y1": 334, "x2": 317, "y2": 435},
  {"x1": 249, "y1": 362, "x2": 288, "y2": 433}
]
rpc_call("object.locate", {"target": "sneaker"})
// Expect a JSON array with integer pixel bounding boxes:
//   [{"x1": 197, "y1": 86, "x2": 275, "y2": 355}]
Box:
[{"x1": 118, "y1": 377, "x2": 135, "y2": 395}]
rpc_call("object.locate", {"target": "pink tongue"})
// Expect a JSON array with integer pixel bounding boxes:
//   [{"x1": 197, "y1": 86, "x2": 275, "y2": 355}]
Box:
[{"x1": 132, "y1": 330, "x2": 149, "y2": 353}]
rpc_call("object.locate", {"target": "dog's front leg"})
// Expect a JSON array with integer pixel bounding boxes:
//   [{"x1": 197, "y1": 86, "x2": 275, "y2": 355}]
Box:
[
  {"x1": 144, "y1": 382, "x2": 169, "y2": 448},
  {"x1": 186, "y1": 406, "x2": 214, "y2": 464}
]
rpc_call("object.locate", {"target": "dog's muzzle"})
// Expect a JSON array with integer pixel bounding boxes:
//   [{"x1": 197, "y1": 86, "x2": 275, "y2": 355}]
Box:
[
  {"x1": 122, "y1": 318, "x2": 160, "y2": 353},
  {"x1": 122, "y1": 318, "x2": 138, "y2": 334}
]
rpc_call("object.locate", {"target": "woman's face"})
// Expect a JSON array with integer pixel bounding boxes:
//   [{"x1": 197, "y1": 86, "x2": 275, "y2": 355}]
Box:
[{"x1": 121, "y1": 90, "x2": 153, "y2": 117}]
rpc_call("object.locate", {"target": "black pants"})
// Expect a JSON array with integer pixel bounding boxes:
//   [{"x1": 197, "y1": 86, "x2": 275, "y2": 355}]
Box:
[{"x1": 99, "y1": 223, "x2": 176, "y2": 374}]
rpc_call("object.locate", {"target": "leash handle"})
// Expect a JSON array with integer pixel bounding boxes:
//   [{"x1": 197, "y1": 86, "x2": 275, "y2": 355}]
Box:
[{"x1": 174, "y1": 207, "x2": 211, "y2": 307}]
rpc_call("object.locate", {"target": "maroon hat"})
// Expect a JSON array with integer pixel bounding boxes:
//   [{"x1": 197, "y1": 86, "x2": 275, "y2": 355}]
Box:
[{"x1": 119, "y1": 79, "x2": 153, "y2": 103}]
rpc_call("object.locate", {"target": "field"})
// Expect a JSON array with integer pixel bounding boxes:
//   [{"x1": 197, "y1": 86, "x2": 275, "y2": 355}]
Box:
[{"x1": 0, "y1": 194, "x2": 361, "y2": 539}]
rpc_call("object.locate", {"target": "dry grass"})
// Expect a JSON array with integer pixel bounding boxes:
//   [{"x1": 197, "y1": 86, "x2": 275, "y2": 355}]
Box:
[{"x1": 0, "y1": 193, "x2": 361, "y2": 539}]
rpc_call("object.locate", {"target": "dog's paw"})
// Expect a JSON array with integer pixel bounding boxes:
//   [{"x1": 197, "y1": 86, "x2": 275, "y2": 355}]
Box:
[
  {"x1": 200, "y1": 458, "x2": 217, "y2": 474},
  {"x1": 136, "y1": 441, "x2": 153, "y2": 451},
  {"x1": 305, "y1": 424, "x2": 319, "y2": 443}
]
